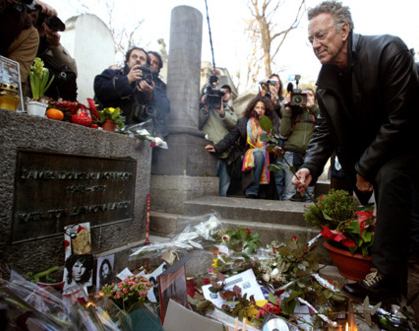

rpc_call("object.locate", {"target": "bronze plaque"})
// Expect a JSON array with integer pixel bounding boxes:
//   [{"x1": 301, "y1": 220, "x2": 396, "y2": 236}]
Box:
[{"x1": 12, "y1": 151, "x2": 137, "y2": 243}]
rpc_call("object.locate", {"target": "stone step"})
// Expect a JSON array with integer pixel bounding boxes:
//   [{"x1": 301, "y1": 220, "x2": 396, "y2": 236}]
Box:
[
  {"x1": 183, "y1": 196, "x2": 308, "y2": 226},
  {"x1": 151, "y1": 195, "x2": 320, "y2": 245}
]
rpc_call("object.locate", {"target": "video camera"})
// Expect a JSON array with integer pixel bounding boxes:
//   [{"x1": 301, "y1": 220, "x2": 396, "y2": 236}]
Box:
[
  {"x1": 33, "y1": 4, "x2": 66, "y2": 32},
  {"x1": 286, "y1": 74, "x2": 307, "y2": 107},
  {"x1": 203, "y1": 75, "x2": 225, "y2": 109}
]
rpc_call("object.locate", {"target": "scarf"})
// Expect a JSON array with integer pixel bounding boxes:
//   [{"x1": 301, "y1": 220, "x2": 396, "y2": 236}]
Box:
[{"x1": 242, "y1": 117, "x2": 270, "y2": 184}]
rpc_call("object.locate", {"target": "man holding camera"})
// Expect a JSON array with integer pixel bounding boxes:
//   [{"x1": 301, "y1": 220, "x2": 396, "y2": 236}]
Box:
[
  {"x1": 30, "y1": 2, "x2": 78, "y2": 100},
  {"x1": 280, "y1": 87, "x2": 318, "y2": 201},
  {"x1": 200, "y1": 83, "x2": 237, "y2": 196},
  {"x1": 94, "y1": 47, "x2": 155, "y2": 125},
  {"x1": 147, "y1": 51, "x2": 170, "y2": 137},
  {"x1": 293, "y1": 1, "x2": 419, "y2": 304}
]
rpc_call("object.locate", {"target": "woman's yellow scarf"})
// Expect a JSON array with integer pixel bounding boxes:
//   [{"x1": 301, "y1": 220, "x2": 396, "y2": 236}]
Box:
[{"x1": 242, "y1": 117, "x2": 270, "y2": 184}]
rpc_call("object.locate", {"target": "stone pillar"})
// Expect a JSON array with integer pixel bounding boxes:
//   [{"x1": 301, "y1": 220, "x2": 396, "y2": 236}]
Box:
[{"x1": 151, "y1": 6, "x2": 218, "y2": 214}]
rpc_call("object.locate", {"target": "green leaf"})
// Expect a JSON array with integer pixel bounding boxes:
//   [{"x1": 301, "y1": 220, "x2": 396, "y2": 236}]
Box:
[
  {"x1": 268, "y1": 292, "x2": 277, "y2": 305},
  {"x1": 260, "y1": 134, "x2": 270, "y2": 142},
  {"x1": 259, "y1": 115, "x2": 272, "y2": 132}
]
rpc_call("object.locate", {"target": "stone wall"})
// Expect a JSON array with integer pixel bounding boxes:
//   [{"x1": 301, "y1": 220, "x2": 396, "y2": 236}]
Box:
[{"x1": 0, "y1": 109, "x2": 151, "y2": 275}]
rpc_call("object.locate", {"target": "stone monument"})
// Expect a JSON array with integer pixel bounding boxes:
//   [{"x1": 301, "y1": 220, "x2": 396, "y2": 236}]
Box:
[
  {"x1": 151, "y1": 6, "x2": 218, "y2": 214},
  {"x1": 61, "y1": 14, "x2": 115, "y2": 104}
]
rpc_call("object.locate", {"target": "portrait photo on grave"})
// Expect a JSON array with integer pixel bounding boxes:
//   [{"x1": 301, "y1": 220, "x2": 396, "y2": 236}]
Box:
[
  {"x1": 96, "y1": 255, "x2": 115, "y2": 290},
  {"x1": 63, "y1": 253, "x2": 94, "y2": 294}
]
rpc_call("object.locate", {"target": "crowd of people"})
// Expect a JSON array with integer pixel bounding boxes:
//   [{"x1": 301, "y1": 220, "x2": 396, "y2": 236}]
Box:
[
  {"x1": 1, "y1": 0, "x2": 170, "y2": 137},
  {"x1": 2, "y1": 0, "x2": 419, "y2": 307}
]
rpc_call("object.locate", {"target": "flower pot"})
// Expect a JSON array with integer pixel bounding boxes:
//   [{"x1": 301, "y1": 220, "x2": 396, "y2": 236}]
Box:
[
  {"x1": 27, "y1": 100, "x2": 48, "y2": 117},
  {"x1": 323, "y1": 240, "x2": 373, "y2": 281},
  {"x1": 102, "y1": 119, "x2": 116, "y2": 132}
]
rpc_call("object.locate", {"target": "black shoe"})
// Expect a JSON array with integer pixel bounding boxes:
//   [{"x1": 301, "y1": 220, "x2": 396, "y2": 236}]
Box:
[
  {"x1": 246, "y1": 194, "x2": 258, "y2": 199},
  {"x1": 341, "y1": 268, "x2": 400, "y2": 304}
]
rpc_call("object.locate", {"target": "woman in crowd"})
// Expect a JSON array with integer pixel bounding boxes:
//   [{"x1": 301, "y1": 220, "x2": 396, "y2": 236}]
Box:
[{"x1": 205, "y1": 95, "x2": 274, "y2": 199}]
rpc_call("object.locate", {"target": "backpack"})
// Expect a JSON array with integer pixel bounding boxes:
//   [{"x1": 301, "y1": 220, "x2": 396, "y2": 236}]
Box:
[{"x1": 39, "y1": 54, "x2": 77, "y2": 101}]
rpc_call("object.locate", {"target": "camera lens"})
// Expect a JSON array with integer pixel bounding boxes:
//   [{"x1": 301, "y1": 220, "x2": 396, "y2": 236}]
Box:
[{"x1": 292, "y1": 95, "x2": 304, "y2": 105}]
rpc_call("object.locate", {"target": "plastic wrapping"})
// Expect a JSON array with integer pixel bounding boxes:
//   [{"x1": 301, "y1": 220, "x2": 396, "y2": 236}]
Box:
[
  {"x1": 2, "y1": 270, "x2": 123, "y2": 331},
  {"x1": 129, "y1": 213, "x2": 223, "y2": 260}
]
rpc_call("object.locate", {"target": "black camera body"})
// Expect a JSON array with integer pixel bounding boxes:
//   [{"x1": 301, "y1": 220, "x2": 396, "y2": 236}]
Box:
[
  {"x1": 34, "y1": 5, "x2": 66, "y2": 32},
  {"x1": 137, "y1": 65, "x2": 153, "y2": 86},
  {"x1": 286, "y1": 75, "x2": 307, "y2": 107},
  {"x1": 204, "y1": 84, "x2": 225, "y2": 109}
]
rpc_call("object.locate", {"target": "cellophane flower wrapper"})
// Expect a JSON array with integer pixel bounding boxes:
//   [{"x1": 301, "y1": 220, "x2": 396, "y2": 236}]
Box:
[
  {"x1": 129, "y1": 213, "x2": 223, "y2": 260},
  {"x1": 3, "y1": 270, "x2": 78, "y2": 330}
]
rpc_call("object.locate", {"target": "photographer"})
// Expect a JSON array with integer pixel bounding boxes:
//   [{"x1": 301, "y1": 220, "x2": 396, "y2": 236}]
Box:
[
  {"x1": 148, "y1": 51, "x2": 170, "y2": 137},
  {"x1": 0, "y1": 0, "x2": 39, "y2": 89},
  {"x1": 30, "y1": 2, "x2": 78, "y2": 100},
  {"x1": 200, "y1": 83, "x2": 237, "y2": 196},
  {"x1": 94, "y1": 47, "x2": 155, "y2": 125},
  {"x1": 280, "y1": 87, "x2": 318, "y2": 201}
]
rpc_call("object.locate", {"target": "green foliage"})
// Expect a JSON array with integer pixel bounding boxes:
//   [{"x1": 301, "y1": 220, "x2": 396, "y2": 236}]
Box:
[
  {"x1": 223, "y1": 227, "x2": 262, "y2": 255},
  {"x1": 29, "y1": 57, "x2": 54, "y2": 101},
  {"x1": 303, "y1": 189, "x2": 359, "y2": 229}
]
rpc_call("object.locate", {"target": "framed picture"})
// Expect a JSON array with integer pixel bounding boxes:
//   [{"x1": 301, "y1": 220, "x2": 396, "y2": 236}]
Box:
[
  {"x1": 96, "y1": 254, "x2": 115, "y2": 290},
  {"x1": 158, "y1": 255, "x2": 191, "y2": 324}
]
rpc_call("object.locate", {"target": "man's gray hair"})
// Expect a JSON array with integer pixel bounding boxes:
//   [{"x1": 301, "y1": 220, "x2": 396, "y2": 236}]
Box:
[{"x1": 308, "y1": 1, "x2": 354, "y2": 31}]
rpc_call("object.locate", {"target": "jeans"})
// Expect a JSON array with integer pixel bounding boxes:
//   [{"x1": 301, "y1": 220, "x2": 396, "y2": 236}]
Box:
[
  {"x1": 245, "y1": 150, "x2": 264, "y2": 197},
  {"x1": 217, "y1": 158, "x2": 230, "y2": 197},
  {"x1": 283, "y1": 151, "x2": 296, "y2": 200},
  {"x1": 274, "y1": 168, "x2": 286, "y2": 200}
]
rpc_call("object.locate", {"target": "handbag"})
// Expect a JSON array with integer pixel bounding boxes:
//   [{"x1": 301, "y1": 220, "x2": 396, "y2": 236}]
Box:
[
  {"x1": 39, "y1": 54, "x2": 77, "y2": 101},
  {"x1": 225, "y1": 143, "x2": 245, "y2": 180}
]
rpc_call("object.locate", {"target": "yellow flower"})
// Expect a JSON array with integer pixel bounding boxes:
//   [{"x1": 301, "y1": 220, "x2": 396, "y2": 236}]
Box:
[
  {"x1": 211, "y1": 258, "x2": 219, "y2": 269},
  {"x1": 108, "y1": 107, "x2": 116, "y2": 113}
]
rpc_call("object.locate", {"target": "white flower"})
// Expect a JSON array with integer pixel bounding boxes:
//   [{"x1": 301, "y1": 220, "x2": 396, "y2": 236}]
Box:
[
  {"x1": 153, "y1": 137, "x2": 163, "y2": 146},
  {"x1": 262, "y1": 274, "x2": 270, "y2": 282}
]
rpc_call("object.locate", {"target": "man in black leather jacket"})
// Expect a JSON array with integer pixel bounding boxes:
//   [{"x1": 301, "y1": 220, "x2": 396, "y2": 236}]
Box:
[{"x1": 293, "y1": 1, "x2": 419, "y2": 304}]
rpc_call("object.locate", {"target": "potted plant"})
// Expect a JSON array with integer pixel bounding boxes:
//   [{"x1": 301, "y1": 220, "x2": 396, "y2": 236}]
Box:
[
  {"x1": 28, "y1": 57, "x2": 54, "y2": 117},
  {"x1": 303, "y1": 189, "x2": 376, "y2": 281},
  {"x1": 99, "y1": 107, "x2": 126, "y2": 132}
]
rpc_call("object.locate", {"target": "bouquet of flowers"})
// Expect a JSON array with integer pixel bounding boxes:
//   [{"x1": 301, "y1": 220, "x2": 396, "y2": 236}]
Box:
[{"x1": 101, "y1": 275, "x2": 153, "y2": 312}]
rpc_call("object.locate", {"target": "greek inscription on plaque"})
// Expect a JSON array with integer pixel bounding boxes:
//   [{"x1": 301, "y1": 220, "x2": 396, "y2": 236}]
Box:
[{"x1": 12, "y1": 151, "x2": 137, "y2": 243}]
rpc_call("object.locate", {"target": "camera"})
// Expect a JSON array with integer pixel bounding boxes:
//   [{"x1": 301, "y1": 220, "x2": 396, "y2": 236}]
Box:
[
  {"x1": 286, "y1": 74, "x2": 307, "y2": 107},
  {"x1": 137, "y1": 65, "x2": 153, "y2": 85},
  {"x1": 33, "y1": 5, "x2": 66, "y2": 32}
]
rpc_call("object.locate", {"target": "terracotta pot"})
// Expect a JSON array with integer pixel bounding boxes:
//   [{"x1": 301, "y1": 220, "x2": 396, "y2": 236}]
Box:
[
  {"x1": 323, "y1": 240, "x2": 373, "y2": 281},
  {"x1": 102, "y1": 119, "x2": 116, "y2": 132}
]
